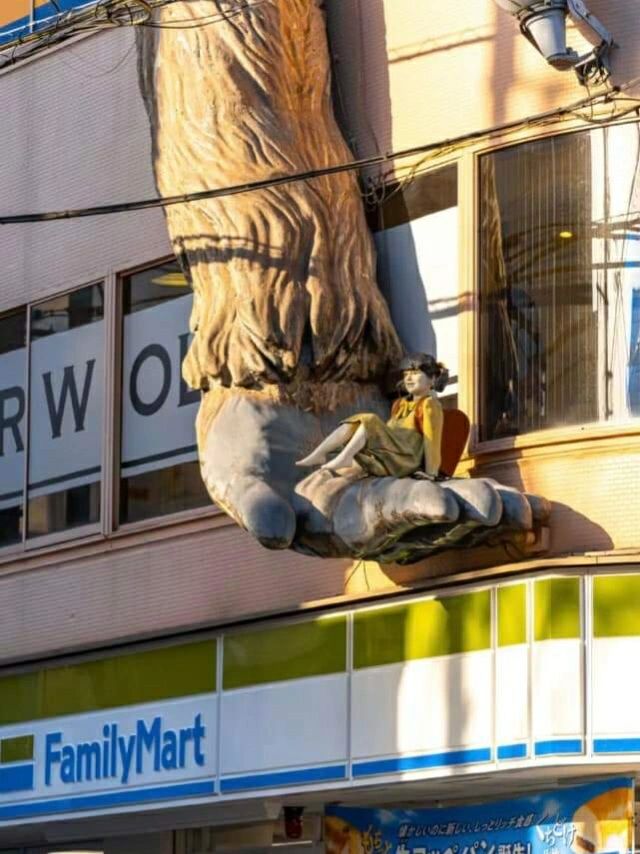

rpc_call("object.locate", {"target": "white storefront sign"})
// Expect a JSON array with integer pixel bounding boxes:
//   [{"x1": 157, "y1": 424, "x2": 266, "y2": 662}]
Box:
[
  {"x1": 28, "y1": 322, "x2": 104, "y2": 498},
  {"x1": 121, "y1": 294, "x2": 199, "y2": 479}
]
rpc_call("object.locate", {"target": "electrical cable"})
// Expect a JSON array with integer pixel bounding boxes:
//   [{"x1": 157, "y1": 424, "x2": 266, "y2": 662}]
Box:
[
  {"x1": 0, "y1": 0, "x2": 271, "y2": 69},
  {"x1": 141, "y1": 1, "x2": 269, "y2": 29},
  {"x1": 1, "y1": 84, "x2": 640, "y2": 225}
]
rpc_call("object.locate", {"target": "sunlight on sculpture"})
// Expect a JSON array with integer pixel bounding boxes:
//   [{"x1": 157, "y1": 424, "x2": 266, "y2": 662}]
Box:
[
  {"x1": 297, "y1": 355, "x2": 447, "y2": 477},
  {"x1": 136, "y1": 0, "x2": 549, "y2": 562}
]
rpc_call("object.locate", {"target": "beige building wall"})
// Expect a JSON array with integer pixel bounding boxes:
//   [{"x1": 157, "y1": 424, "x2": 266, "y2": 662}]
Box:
[
  {"x1": 0, "y1": 28, "x2": 171, "y2": 311},
  {"x1": 326, "y1": 0, "x2": 640, "y2": 169},
  {"x1": 1, "y1": 2, "x2": 640, "y2": 665}
]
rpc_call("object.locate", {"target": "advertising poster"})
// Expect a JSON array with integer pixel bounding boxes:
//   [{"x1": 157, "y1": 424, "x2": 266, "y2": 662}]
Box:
[{"x1": 326, "y1": 778, "x2": 633, "y2": 854}]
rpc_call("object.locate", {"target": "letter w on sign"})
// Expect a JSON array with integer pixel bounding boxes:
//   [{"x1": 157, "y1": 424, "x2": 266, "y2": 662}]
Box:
[{"x1": 43, "y1": 359, "x2": 96, "y2": 439}]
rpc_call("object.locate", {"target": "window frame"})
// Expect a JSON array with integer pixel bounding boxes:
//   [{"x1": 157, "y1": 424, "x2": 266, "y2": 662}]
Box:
[
  {"x1": 24, "y1": 278, "x2": 105, "y2": 552},
  {"x1": 471, "y1": 117, "x2": 640, "y2": 458},
  {"x1": 0, "y1": 257, "x2": 219, "y2": 563},
  {"x1": 114, "y1": 257, "x2": 212, "y2": 532}
]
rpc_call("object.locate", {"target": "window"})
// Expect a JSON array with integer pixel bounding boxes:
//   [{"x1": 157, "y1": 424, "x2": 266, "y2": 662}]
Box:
[
  {"x1": 27, "y1": 285, "x2": 104, "y2": 539},
  {"x1": 0, "y1": 285, "x2": 104, "y2": 547},
  {"x1": 480, "y1": 122, "x2": 640, "y2": 441},
  {"x1": 119, "y1": 262, "x2": 208, "y2": 524},
  {"x1": 0, "y1": 259, "x2": 211, "y2": 554},
  {"x1": 371, "y1": 164, "x2": 460, "y2": 405}
]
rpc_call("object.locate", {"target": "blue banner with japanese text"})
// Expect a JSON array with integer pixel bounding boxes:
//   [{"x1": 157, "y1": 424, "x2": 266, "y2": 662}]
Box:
[{"x1": 325, "y1": 778, "x2": 633, "y2": 854}]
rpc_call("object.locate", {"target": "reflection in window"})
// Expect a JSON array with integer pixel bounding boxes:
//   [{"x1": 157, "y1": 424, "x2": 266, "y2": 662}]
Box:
[
  {"x1": 119, "y1": 261, "x2": 209, "y2": 524},
  {"x1": 480, "y1": 123, "x2": 640, "y2": 440},
  {"x1": 0, "y1": 311, "x2": 27, "y2": 547},
  {"x1": 27, "y1": 285, "x2": 104, "y2": 538}
]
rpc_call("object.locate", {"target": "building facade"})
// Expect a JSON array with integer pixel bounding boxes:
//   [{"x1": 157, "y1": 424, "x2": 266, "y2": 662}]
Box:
[{"x1": 1, "y1": 0, "x2": 640, "y2": 852}]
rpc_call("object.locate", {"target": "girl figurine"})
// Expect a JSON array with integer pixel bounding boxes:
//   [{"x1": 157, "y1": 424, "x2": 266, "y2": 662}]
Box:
[{"x1": 297, "y1": 353, "x2": 448, "y2": 477}]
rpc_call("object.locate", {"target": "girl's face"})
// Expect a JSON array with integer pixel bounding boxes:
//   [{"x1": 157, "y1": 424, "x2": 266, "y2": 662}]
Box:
[{"x1": 403, "y1": 369, "x2": 433, "y2": 398}]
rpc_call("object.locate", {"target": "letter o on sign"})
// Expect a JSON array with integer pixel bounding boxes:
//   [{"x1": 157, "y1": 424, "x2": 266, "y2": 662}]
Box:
[{"x1": 130, "y1": 344, "x2": 172, "y2": 417}]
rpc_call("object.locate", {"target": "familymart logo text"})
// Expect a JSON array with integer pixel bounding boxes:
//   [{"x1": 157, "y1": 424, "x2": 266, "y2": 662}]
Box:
[{"x1": 45, "y1": 713, "x2": 206, "y2": 786}]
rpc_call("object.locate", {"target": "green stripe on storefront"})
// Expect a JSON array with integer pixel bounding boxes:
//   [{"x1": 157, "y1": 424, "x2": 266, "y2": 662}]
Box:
[
  {"x1": 0, "y1": 735, "x2": 34, "y2": 764},
  {"x1": 353, "y1": 590, "x2": 491, "y2": 669},
  {"x1": 223, "y1": 616, "x2": 346, "y2": 690},
  {"x1": 0, "y1": 641, "x2": 216, "y2": 727},
  {"x1": 594, "y1": 574, "x2": 640, "y2": 637},
  {"x1": 498, "y1": 584, "x2": 526, "y2": 646},
  {"x1": 534, "y1": 578, "x2": 580, "y2": 641}
]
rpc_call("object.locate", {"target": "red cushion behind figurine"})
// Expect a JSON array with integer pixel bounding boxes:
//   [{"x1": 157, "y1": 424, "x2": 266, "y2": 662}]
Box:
[{"x1": 439, "y1": 409, "x2": 470, "y2": 478}]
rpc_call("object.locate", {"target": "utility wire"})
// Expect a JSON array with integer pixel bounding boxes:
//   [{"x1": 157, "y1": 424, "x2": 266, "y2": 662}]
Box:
[
  {"x1": 0, "y1": 0, "x2": 271, "y2": 69},
  {"x1": 0, "y1": 0, "x2": 251, "y2": 48},
  {"x1": 1, "y1": 85, "x2": 639, "y2": 225}
]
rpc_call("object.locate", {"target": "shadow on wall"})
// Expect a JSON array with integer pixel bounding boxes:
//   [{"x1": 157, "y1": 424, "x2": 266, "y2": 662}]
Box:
[
  {"x1": 374, "y1": 218, "x2": 436, "y2": 357},
  {"x1": 325, "y1": 0, "x2": 392, "y2": 164},
  {"x1": 470, "y1": 453, "x2": 614, "y2": 554},
  {"x1": 490, "y1": 0, "x2": 516, "y2": 126},
  {"x1": 547, "y1": 501, "x2": 614, "y2": 554},
  {"x1": 326, "y1": 0, "x2": 458, "y2": 365}
]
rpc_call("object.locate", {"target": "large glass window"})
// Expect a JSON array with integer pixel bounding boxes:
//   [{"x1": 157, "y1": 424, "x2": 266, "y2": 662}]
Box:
[
  {"x1": 119, "y1": 261, "x2": 208, "y2": 524},
  {"x1": 372, "y1": 164, "x2": 460, "y2": 403},
  {"x1": 27, "y1": 284, "x2": 104, "y2": 538},
  {"x1": 0, "y1": 258, "x2": 211, "y2": 554},
  {"x1": 0, "y1": 286, "x2": 104, "y2": 546},
  {"x1": 480, "y1": 122, "x2": 640, "y2": 440}
]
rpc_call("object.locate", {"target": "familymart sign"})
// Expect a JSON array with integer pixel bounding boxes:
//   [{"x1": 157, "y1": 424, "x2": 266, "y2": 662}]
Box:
[
  {"x1": 0, "y1": 696, "x2": 217, "y2": 822},
  {"x1": 44, "y1": 712, "x2": 207, "y2": 786}
]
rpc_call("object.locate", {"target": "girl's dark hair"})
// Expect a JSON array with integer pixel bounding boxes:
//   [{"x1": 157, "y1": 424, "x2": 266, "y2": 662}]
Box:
[{"x1": 396, "y1": 352, "x2": 449, "y2": 394}]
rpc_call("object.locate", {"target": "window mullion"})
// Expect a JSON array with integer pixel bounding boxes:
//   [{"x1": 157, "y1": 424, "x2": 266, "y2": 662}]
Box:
[
  {"x1": 21, "y1": 304, "x2": 32, "y2": 546},
  {"x1": 102, "y1": 270, "x2": 118, "y2": 537}
]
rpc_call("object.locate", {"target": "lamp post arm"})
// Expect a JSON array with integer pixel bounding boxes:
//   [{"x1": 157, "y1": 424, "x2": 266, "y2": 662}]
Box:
[{"x1": 567, "y1": 0, "x2": 615, "y2": 48}]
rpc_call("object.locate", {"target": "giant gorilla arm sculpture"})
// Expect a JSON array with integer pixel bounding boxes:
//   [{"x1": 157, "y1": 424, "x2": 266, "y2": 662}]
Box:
[{"x1": 136, "y1": 0, "x2": 548, "y2": 562}]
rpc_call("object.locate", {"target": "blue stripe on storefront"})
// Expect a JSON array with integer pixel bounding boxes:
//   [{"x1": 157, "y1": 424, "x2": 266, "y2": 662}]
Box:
[
  {"x1": 0, "y1": 779, "x2": 215, "y2": 821},
  {"x1": 497, "y1": 743, "x2": 528, "y2": 760},
  {"x1": 593, "y1": 738, "x2": 640, "y2": 754},
  {"x1": 34, "y1": 0, "x2": 95, "y2": 26},
  {"x1": 0, "y1": 14, "x2": 30, "y2": 44},
  {"x1": 534, "y1": 739, "x2": 583, "y2": 757},
  {"x1": 220, "y1": 764, "x2": 346, "y2": 793},
  {"x1": 0, "y1": 764, "x2": 34, "y2": 794},
  {"x1": 353, "y1": 748, "x2": 492, "y2": 778}
]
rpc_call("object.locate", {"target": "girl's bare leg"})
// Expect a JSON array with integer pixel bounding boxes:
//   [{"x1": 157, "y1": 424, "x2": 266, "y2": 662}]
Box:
[
  {"x1": 321, "y1": 424, "x2": 367, "y2": 471},
  {"x1": 296, "y1": 424, "x2": 354, "y2": 467}
]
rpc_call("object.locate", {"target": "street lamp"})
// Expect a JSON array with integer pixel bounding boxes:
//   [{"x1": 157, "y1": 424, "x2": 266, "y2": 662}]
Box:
[{"x1": 492, "y1": 0, "x2": 615, "y2": 85}]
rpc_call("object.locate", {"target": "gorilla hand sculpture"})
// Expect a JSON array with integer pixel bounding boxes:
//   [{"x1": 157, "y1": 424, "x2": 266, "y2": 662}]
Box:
[{"x1": 137, "y1": 0, "x2": 549, "y2": 562}]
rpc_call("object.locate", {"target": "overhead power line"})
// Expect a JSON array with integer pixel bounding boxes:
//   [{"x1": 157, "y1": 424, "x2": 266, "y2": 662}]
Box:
[{"x1": 1, "y1": 85, "x2": 639, "y2": 226}]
